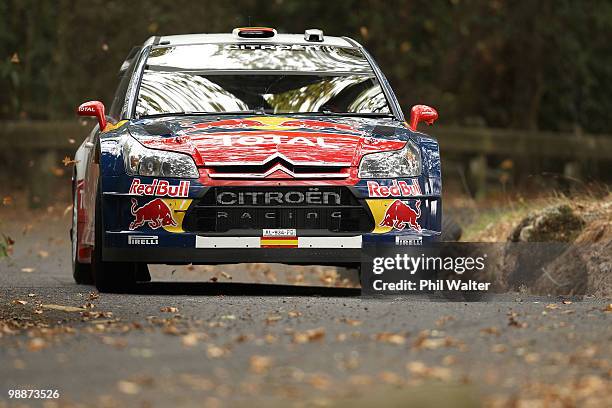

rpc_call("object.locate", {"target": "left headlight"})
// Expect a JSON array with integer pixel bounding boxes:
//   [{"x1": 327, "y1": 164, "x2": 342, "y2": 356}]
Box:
[
  {"x1": 358, "y1": 140, "x2": 421, "y2": 178},
  {"x1": 123, "y1": 137, "x2": 198, "y2": 178}
]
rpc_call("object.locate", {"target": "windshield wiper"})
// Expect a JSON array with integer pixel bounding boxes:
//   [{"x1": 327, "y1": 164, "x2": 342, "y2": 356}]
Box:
[
  {"x1": 285, "y1": 111, "x2": 395, "y2": 118},
  {"x1": 139, "y1": 110, "x2": 264, "y2": 119}
]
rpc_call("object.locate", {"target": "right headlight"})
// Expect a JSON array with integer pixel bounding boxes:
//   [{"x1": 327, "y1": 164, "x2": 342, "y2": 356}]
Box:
[
  {"x1": 122, "y1": 136, "x2": 198, "y2": 178},
  {"x1": 358, "y1": 140, "x2": 421, "y2": 178}
]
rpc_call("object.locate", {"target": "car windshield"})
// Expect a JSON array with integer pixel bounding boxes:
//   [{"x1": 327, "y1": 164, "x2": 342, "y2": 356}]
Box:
[{"x1": 135, "y1": 44, "x2": 392, "y2": 117}]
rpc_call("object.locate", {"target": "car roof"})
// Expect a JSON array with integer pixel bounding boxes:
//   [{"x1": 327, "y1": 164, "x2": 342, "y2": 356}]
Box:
[{"x1": 143, "y1": 33, "x2": 359, "y2": 48}]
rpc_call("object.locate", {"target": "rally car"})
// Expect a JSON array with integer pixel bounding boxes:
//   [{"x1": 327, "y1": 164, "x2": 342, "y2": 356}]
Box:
[{"x1": 72, "y1": 27, "x2": 445, "y2": 292}]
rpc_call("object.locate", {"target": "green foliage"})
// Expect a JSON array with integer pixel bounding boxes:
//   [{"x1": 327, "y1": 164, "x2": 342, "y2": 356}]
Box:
[{"x1": 1, "y1": 0, "x2": 611, "y2": 133}]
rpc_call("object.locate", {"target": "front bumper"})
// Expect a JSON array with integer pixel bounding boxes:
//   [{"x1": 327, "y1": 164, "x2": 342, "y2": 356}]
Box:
[
  {"x1": 100, "y1": 175, "x2": 442, "y2": 265},
  {"x1": 104, "y1": 230, "x2": 440, "y2": 264}
]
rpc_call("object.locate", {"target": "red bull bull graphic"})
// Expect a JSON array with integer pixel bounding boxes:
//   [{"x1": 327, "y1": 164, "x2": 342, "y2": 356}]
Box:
[
  {"x1": 129, "y1": 198, "x2": 177, "y2": 230},
  {"x1": 379, "y1": 200, "x2": 421, "y2": 232}
]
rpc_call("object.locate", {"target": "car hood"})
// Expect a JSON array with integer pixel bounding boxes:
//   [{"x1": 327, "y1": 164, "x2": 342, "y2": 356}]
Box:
[{"x1": 128, "y1": 116, "x2": 411, "y2": 167}]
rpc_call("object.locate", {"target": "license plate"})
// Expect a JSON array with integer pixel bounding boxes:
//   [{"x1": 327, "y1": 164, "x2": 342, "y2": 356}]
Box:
[{"x1": 263, "y1": 229, "x2": 297, "y2": 237}]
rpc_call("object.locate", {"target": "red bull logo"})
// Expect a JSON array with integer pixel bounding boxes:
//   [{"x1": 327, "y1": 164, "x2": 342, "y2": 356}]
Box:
[
  {"x1": 129, "y1": 198, "x2": 177, "y2": 230},
  {"x1": 129, "y1": 178, "x2": 190, "y2": 198},
  {"x1": 379, "y1": 200, "x2": 421, "y2": 232},
  {"x1": 367, "y1": 180, "x2": 422, "y2": 198}
]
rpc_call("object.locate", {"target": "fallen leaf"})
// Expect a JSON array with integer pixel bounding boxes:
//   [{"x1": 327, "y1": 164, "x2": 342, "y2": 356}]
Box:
[
  {"x1": 41, "y1": 304, "x2": 85, "y2": 312},
  {"x1": 415, "y1": 337, "x2": 455, "y2": 350},
  {"x1": 182, "y1": 333, "x2": 199, "y2": 347},
  {"x1": 378, "y1": 371, "x2": 403, "y2": 385},
  {"x1": 524, "y1": 353, "x2": 540, "y2": 364},
  {"x1": 293, "y1": 327, "x2": 326, "y2": 344},
  {"x1": 10, "y1": 52, "x2": 19, "y2": 64},
  {"x1": 288, "y1": 311, "x2": 302, "y2": 318},
  {"x1": 340, "y1": 318, "x2": 362, "y2": 326},
  {"x1": 20, "y1": 267, "x2": 35, "y2": 273},
  {"x1": 348, "y1": 375, "x2": 373, "y2": 386},
  {"x1": 2, "y1": 196, "x2": 13, "y2": 206},
  {"x1": 406, "y1": 361, "x2": 452, "y2": 381},
  {"x1": 480, "y1": 326, "x2": 500, "y2": 336},
  {"x1": 12, "y1": 300, "x2": 27, "y2": 305},
  {"x1": 435, "y1": 315, "x2": 455, "y2": 327},
  {"x1": 27, "y1": 338, "x2": 46, "y2": 352},
  {"x1": 375, "y1": 332, "x2": 406, "y2": 345},
  {"x1": 102, "y1": 337, "x2": 127, "y2": 348},
  {"x1": 160, "y1": 306, "x2": 178, "y2": 313},
  {"x1": 603, "y1": 304, "x2": 612, "y2": 312},
  {"x1": 307, "y1": 373, "x2": 331, "y2": 390},
  {"x1": 491, "y1": 344, "x2": 507, "y2": 353},
  {"x1": 206, "y1": 344, "x2": 228, "y2": 358},
  {"x1": 562, "y1": 300, "x2": 573, "y2": 305},
  {"x1": 162, "y1": 325, "x2": 181, "y2": 335},
  {"x1": 507, "y1": 311, "x2": 528, "y2": 328},
  {"x1": 249, "y1": 355, "x2": 273, "y2": 374},
  {"x1": 117, "y1": 380, "x2": 140, "y2": 395},
  {"x1": 265, "y1": 314, "x2": 282, "y2": 324},
  {"x1": 336, "y1": 333, "x2": 348, "y2": 342}
]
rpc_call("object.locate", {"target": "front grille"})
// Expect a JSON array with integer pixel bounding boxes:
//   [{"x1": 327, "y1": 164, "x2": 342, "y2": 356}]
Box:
[
  {"x1": 183, "y1": 186, "x2": 373, "y2": 233},
  {"x1": 206, "y1": 155, "x2": 350, "y2": 179}
]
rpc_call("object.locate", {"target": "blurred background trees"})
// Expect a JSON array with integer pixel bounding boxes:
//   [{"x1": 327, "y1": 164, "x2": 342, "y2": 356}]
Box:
[{"x1": 1, "y1": 0, "x2": 611, "y2": 134}]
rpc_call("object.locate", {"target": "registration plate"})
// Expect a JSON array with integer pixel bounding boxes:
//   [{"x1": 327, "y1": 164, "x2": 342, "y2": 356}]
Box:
[{"x1": 263, "y1": 229, "x2": 297, "y2": 237}]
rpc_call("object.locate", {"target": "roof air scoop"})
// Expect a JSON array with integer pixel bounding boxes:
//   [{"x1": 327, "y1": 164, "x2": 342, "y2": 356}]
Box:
[
  {"x1": 232, "y1": 27, "x2": 277, "y2": 39},
  {"x1": 304, "y1": 29, "x2": 324, "y2": 42}
]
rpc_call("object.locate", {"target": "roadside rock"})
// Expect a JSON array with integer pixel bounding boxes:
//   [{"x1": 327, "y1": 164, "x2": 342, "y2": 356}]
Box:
[
  {"x1": 508, "y1": 204, "x2": 585, "y2": 242},
  {"x1": 498, "y1": 205, "x2": 585, "y2": 290},
  {"x1": 531, "y1": 220, "x2": 612, "y2": 296}
]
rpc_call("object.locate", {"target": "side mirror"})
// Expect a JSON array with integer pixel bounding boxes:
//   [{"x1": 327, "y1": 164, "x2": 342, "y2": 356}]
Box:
[
  {"x1": 77, "y1": 101, "x2": 107, "y2": 131},
  {"x1": 408, "y1": 105, "x2": 438, "y2": 131}
]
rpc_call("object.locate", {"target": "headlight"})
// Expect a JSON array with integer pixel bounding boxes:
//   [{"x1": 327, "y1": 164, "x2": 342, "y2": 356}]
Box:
[
  {"x1": 123, "y1": 137, "x2": 198, "y2": 178},
  {"x1": 358, "y1": 141, "x2": 421, "y2": 178}
]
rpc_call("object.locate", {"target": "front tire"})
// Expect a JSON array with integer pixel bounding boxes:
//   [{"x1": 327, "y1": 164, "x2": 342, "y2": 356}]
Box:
[
  {"x1": 72, "y1": 178, "x2": 94, "y2": 285},
  {"x1": 440, "y1": 216, "x2": 462, "y2": 241},
  {"x1": 92, "y1": 180, "x2": 137, "y2": 293}
]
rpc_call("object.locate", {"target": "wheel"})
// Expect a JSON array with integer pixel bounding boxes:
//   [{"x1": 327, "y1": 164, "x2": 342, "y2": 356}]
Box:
[
  {"x1": 92, "y1": 179, "x2": 137, "y2": 293},
  {"x1": 135, "y1": 263, "x2": 151, "y2": 282},
  {"x1": 440, "y1": 216, "x2": 462, "y2": 241},
  {"x1": 71, "y1": 178, "x2": 94, "y2": 285}
]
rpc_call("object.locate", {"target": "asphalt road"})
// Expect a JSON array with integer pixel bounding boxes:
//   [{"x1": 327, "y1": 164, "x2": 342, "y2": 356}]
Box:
[{"x1": 0, "y1": 203, "x2": 611, "y2": 407}]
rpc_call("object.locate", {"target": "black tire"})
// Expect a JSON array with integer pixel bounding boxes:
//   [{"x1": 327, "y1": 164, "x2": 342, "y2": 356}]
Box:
[
  {"x1": 440, "y1": 216, "x2": 462, "y2": 242},
  {"x1": 71, "y1": 177, "x2": 94, "y2": 285},
  {"x1": 92, "y1": 180, "x2": 137, "y2": 293},
  {"x1": 135, "y1": 263, "x2": 151, "y2": 282},
  {"x1": 73, "y1": 257, "x2": 94, "y2": 285}
]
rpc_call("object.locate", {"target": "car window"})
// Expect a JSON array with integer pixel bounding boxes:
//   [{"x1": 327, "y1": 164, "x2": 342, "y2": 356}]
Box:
[
  {"x1": 135, "y1": 44, "x2": 391, "y2": 116},
  {"x1": 109, "y1": 46, "x2": 141, "y2": 120},
  {"x1": 145, "y1": 44, "x2": 373, "y2": 73}
]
